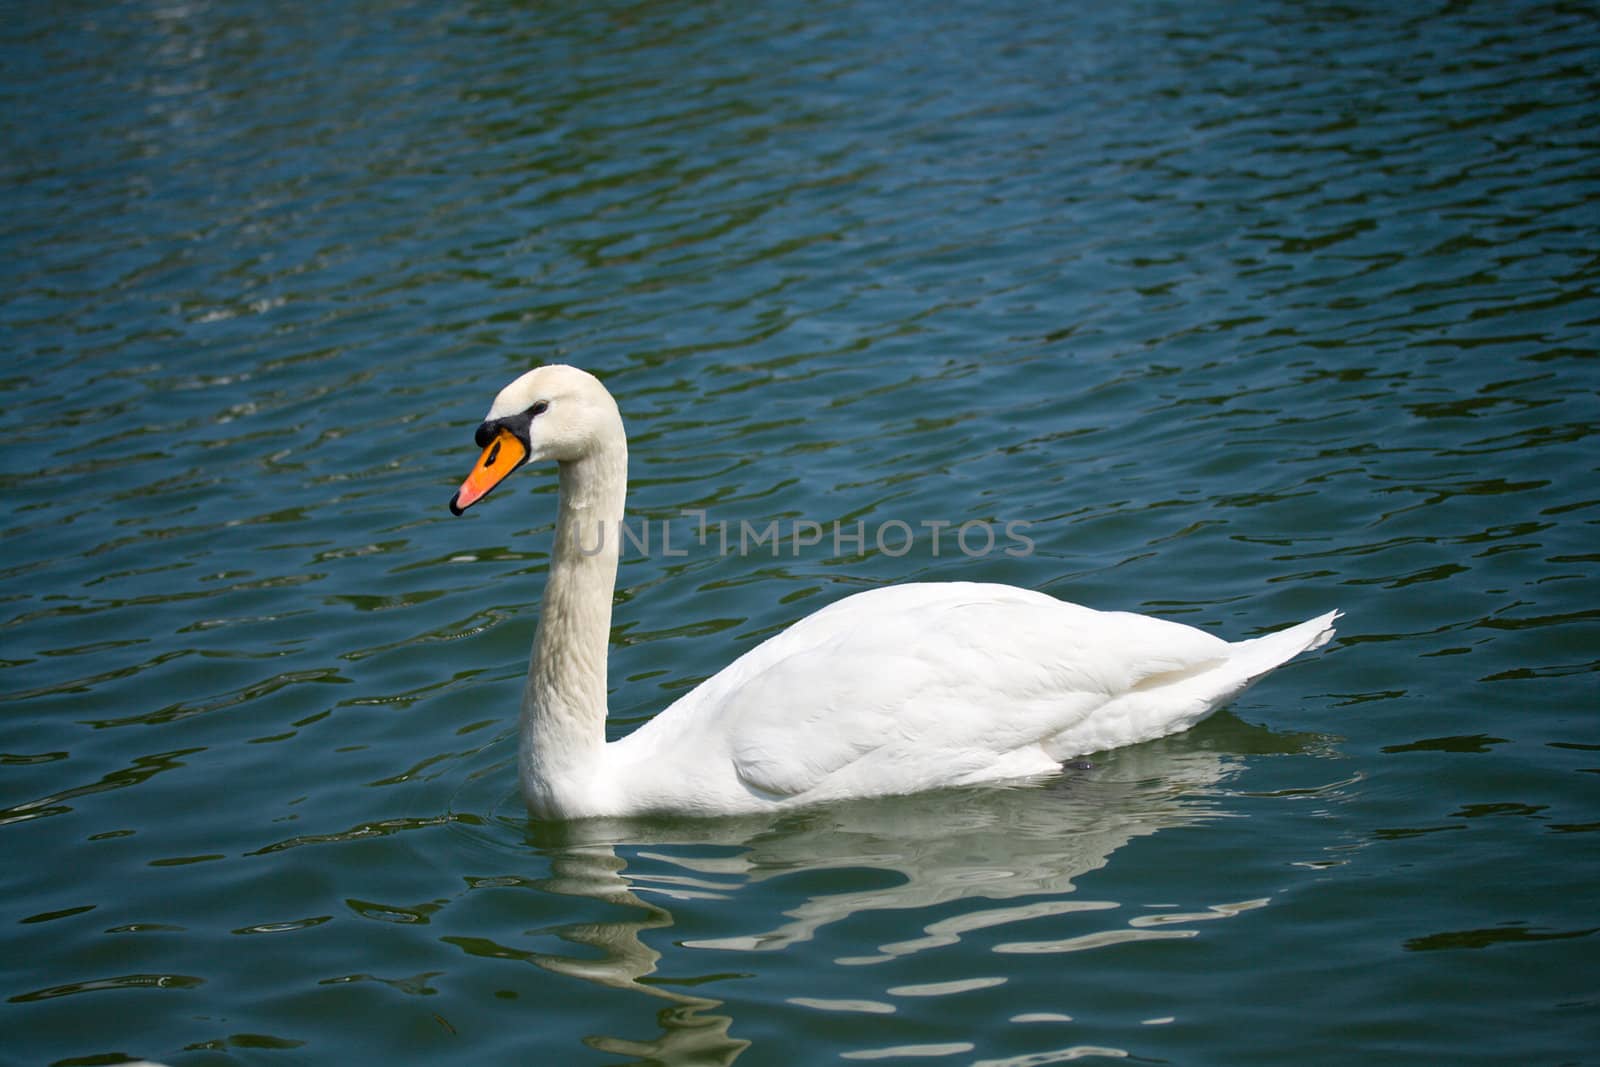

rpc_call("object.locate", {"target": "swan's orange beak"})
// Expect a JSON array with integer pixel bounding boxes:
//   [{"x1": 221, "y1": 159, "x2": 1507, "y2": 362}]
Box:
[{"x1": 450, "y1": 427, "x2": 529, "y2": 515}]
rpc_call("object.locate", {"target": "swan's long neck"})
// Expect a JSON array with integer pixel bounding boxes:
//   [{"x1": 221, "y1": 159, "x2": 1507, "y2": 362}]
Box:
[{"x1": 520, "y1": 440, "x2": 627, "y2": 817}]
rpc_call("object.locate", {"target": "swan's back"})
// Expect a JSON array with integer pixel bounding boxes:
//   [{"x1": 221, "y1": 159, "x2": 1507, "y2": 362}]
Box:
[{"x1": 605, "y1": 583, "x2": 1337, "y2": 814}]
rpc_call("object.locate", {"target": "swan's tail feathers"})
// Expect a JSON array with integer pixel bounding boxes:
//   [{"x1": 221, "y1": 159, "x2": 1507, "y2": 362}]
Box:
[
  {"x1": 1230, "y1": 609, "x2": 1341, "y2": 684},
  {"x1": 1042, "y1": 609, "x2": 1341, "y2": 760},
  {"x1": 1155, "y1": 608, "x2": 1341, "y2": 741}
]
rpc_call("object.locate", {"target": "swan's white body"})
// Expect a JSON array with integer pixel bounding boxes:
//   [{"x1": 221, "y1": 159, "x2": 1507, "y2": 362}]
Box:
[{"x1": 450, "y1": 365, "x2": 1339, "y2": 820}]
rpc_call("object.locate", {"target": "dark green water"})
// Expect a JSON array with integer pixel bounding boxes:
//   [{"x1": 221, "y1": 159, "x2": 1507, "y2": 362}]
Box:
[{"x1": 4, "y1": 2, "x2": 1597, "y2": 1064}]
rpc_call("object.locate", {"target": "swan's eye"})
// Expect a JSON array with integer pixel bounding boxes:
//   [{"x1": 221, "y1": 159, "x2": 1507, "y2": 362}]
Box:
[{"x1": 529, "y1": 401, "x2": 549, "y2": 417}]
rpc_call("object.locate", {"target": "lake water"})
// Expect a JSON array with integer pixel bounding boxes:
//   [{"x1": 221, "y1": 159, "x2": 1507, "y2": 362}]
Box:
[{"x1": 4, "y1": 1, "x2": 1597, "y2": 1064}]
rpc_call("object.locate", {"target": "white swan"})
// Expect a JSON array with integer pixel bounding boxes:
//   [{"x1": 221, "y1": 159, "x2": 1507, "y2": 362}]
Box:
[{"x1": 448, "y1": 364, "x2": 1339, "y2": 820}]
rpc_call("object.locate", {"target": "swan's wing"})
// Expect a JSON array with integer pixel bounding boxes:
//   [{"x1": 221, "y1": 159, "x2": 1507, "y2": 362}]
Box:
[{"x1": 708, "y1": 584, "x2": 1232, "y2": 800}]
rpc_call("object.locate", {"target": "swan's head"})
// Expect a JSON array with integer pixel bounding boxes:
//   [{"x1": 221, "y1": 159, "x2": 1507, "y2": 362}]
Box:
[{"x1": 449, "y1": 364, "x2": 622, "y2": 515}]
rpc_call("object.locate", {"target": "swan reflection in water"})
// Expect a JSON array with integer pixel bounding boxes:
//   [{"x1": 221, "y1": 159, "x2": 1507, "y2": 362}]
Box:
[{"x1": 455, "y1": 723, "x2": 1327, "y2": 1064}]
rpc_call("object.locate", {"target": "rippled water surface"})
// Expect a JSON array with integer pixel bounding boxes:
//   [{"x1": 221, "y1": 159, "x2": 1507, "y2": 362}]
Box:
[{"x1": 5, "y1": 2, "x2": 1598, "y2": 1064}]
